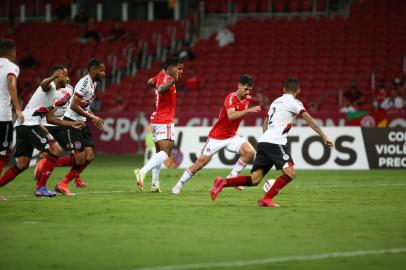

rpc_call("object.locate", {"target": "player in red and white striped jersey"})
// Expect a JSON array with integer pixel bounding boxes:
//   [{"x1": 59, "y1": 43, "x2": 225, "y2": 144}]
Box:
[
  {"x1": 134, "y1": 57, "x2": 184, "y2": 192},
  {"x1": 0, "y1": 39, "x2": 23, "y2": 201},
  {"x1": 172, "y1": 75, "x2": 261, "y2": 194}
]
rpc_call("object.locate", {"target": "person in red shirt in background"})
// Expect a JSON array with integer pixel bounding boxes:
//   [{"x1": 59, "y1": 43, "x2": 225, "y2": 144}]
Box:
[
  {"x1": 184, "y1": 67, "x2": 204, "y2": 92},
  {"x1": 374, "y1": 80, "x2": 389, "y2": 108},
  {"x1": 171, "y1": 75, "x2": 261, "y2": 194}
]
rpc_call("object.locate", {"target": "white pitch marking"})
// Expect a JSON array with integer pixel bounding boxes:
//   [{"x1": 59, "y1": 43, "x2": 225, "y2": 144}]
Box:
[{"x1": 130, "y1": 247, "x2": 406, "y2": 270}]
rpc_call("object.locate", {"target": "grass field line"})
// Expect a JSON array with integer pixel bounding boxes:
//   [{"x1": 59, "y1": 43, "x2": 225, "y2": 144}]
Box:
[
  {"x1": 4, "y1": 182, "x2": 406, "y2": 199},
  {"x1": 131, "y1": 247, "x2": 406, "y2": 270}
]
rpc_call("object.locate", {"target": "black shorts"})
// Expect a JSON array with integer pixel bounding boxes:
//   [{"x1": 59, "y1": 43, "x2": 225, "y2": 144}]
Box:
[
  {"x1": 251, "y1": 142, "x2": 294, "y2": 175},
  {"x1": 14, "y1": 125, "x2": 56, "y2": 158},
  {"x1": 45, "y1": 125, "x2": 69, "y2": 150},
  {"x1": 64, "y1": 118, "x2": 94, "y2": 151},
  {"x1": 0, "y1": 121, "x2": 13, "y2": 154}
]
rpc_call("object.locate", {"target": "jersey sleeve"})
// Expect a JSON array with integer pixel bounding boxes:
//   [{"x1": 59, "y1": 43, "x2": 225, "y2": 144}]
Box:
[
  {"x1": 5, "y1": 62, "x2": 20, "y2": 78},
  {"x1": 74, "y1": 79, "x2": 88, "y2": 98},
  {"x1": 291, "y1": 99, "x2": 306, "y2": 116},
  {"x1": 223, "y1": 94, "x2": 236, "y2": 110}
]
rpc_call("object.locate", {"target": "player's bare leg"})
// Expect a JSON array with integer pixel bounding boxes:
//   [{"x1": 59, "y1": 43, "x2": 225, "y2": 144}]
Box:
[
  {"x1": 258, "y1": 167, "x2": 296, "y2": 207},
  {"x1": 172, "y1": 154, "x2": 211, "y2": 194},
  {"x1": 135, "y1": 139, "x2": 172, "y2": 191},
  {"x1": 228, "y1": 142, "x2": 256, "y2": 191},
  {"x1": 55, "y1": 150, "x2": 86, "y2": 196},
  {"x1": 74, "y1": 147, "x2": 93, "y2": 188}
]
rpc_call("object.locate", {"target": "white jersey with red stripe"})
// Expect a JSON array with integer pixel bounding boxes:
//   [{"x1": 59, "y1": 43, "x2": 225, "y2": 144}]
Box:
[
  {"x1": 43, "y1": 84, "x2": 74, "y2": 126},
  {"x1": 15, "y1": 82, "x2": 56, "y2": 127},
  {"x1": 0, "y1": 58, "x2": 20, "y2": 121},
  {"x1": 64, "y1": 74, "x2": 96, "y2": 122},
  {"x1": 259, "y1": 93, "x2": 306, "y2": 145}
]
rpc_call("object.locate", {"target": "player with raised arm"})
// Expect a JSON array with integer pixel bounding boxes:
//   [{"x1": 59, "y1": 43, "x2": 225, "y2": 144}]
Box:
[
  {"x1": 0, "y1": 65, "x2": 84, "y2": 197},
  {"x1": 134, "y1": 57, "x2": 184, "y2": 192},
  {"x1": 54, "y1": 58, "x2": 105, "y2": 196},
  {"x1": 210, "y1": 78, "x2": 334, "y2": 207},
  {"x1": 0, "y1": 39, "x2": 24, "y2": 201},
  {"x1": 171, "y1": 75, "x2": 261, "y2": 194}
]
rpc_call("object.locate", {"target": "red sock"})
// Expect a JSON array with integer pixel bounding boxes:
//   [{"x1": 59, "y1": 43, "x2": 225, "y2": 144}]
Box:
[
  {"x1": 265, "y1": 174, "x2": 293, "y2": 199},
  {"x1": 57, "y1": 156, "x2": 74, "y2": 167},
  {"x1": 62, "y1": 161, "x2": 90, "y2": 184},
  {"x1": 224, "y1": 176, "x2": 252, "y2": 187},
  {"x1": 36, "y1": 155, "x2": 58, "y2": 189},
  {"x1": 0, "y1": 165, "x2": 23, "y2": 187}
]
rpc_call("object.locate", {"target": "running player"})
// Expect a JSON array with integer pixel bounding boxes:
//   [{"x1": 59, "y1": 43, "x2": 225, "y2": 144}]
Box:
[
  {"x1": 0, "y1": 65, "x2": 84, "y2": 197},
  {"x1": 134, "y1": 57, "x2": 184, "y2": 192},
  {"x1": 171, "y1": 75, "x2": 261, "y2": 194},
  {"x1": 0, "y1": 39, "x2": 24, "y2": 201},
  {"x1": 55, "y1": 59, "x2": 105, "y2": 195},
  {"x1": 210, "y1": 78, "x2": 334, "y2": 207}
]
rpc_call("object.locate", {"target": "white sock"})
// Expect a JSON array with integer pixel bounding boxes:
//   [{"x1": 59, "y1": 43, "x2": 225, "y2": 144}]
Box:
[
  {"x1": 180, "y1": 169, "x2": 193, "y2": 184},
  {"x1": 141, "y1": 151, "x2": 168, "y2": 176},
  {"x1": 152, "y1": 164, "x2": 161, "y2": 185},
  {"x1": 229, "y1": 159, "x2": 247, "y2": 177}
]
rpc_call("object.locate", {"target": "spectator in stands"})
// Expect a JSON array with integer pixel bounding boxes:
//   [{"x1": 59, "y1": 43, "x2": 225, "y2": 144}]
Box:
[
  {"x1": 110, "y1": 96, "x2": 127, "y2": 112},
  {"x1": 184, "y1": 67, "x2": 204, "y2": 91},
  {"x1": 18, "y1": 49, "x2": 38, "y2": 69},
  {"x1": 73, "y1": 8, "x2": 90, "y2": 25},
  {"x1": 176, "y1": 44, "x2": 196, "y2": 61},
  {"x1": 216, "y1": 27, "x2": 235, "y2": 47},
  {"x1": 343, "y1": 81, "x2": 363, "y2": 109},
  {"x1": 373, "y1": 80, "x2": 388, "y2": 108},
  {"x1": 381, "y1": 88, "x2": 404, "y2": 112},
  {"x1": 107, "y1": 22, "x2": 132, "y2": 41},
  {"x1": 79, "y1": 22, "x2": 102, "y2": 43}
]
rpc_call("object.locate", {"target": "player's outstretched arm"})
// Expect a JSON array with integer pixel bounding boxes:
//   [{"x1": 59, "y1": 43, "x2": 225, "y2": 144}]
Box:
[
  {"x1": 157, "y1": 79, "x2": 176, "y2": 94},
  {"x1": 39, "y1": 70, "x2": 62, "y2": 92},
  {"x1": 46, "y1": 108, "x2": 85, "y2": 129},
  {"x1": 7, "y1": 74, "x2": 24, "y2": 124},
  {"x1": 70, "y1": 95, "x2": 104, "y2": 129},
  {"x1": 147, "y1": 78, "x2": 156, "y2": 87},
  {"x1": 302, "y1": 112, "x2": 334, "y2": 147},
  {"x1": 226, "y1": 106, "x2": 261, "y2": 121}
]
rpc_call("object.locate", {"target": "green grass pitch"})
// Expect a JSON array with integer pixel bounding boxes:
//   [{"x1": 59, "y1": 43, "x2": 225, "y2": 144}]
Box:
[{"x1": 0, "y1": 154, "x2": 405, "y2": 270}]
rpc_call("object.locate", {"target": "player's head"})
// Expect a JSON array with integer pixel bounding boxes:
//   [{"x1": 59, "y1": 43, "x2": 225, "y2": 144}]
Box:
[
  {"x1": 88, "y1": 58, "x2": 106, "y2": 81},
  {"x1": 237, "y1": 74, "x2": 253, "y2": 98},
  {"x1": 49, "y1": 64, "x2": 69, "y2": 88},
  {"x1": 0, "y1": 39, "x2": 17, "y2": 62},
  {"x1": 166, "y1": 57, "x2": 183, "y2": 79},
  {"x1": 283, "y1": 77, "x2": 300, "y2": 97}
]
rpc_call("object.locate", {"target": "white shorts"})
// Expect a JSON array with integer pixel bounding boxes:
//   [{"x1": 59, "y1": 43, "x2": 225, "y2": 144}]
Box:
[
  {"x1": 201, "y1": 135, "x2": 247, "y2": 156},
  {"x1": 151, "y1": 123, "x2": 175, "y2": 142}
]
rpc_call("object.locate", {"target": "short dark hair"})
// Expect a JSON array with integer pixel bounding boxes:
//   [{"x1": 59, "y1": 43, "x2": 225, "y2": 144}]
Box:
[
  {"x1": 88, "y1": 58, "x2": 103, "y2": 71},
  {"x1": 49, "y1": 64, "x2": 66, "y2": 75},
  {"x1": 0, "y1": 39, "x2": 16, "y2": 57},
  {"x1": 166, "y1": 57, "x2": 182, "y2": 67},
  {"x1": 239, "y1": 74, "x2": 253, "y2": 87},
  {"x1": 284, "y1": 77, "x2": 299, "y2": 92}
]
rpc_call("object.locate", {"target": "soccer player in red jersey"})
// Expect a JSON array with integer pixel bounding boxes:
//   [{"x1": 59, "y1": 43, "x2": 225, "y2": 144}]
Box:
[
  {"x1": 210, "y1": 78, "x2": 334, "y2": 207},
  {"x1": 172, "y1": 75, "x2": 261, "y2": 194},
  {"x1": 134, "y1": 57, "x2": 184, "y2": 192}
]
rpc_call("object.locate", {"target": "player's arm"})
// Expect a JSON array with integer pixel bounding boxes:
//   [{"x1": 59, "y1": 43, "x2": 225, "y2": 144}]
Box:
[
  {"x1": 156, "y1": 79, "x2": 176, "y2": 94},
  {"x1": 302, "y1": 112, "x2": 334, "y2": 147},
  {"x1": 226, "y1": 106, "x2": 261, "y2": 121},
  {"x1": 46, "y1": 108, "x2": 84, "y2": 129},
  {"x1": 262, "y1": 117, "x2": 268, "y2": 133},
  {"x1": 40, "y1": 73, "x2": 59, "y2": 92},
  {"x1": 147, "y1": 78, "x2": 156, "y2": 87},
  {"x1": 70, "y1": 95, "x2": 104, "y2": 129},
  {"x1": 7, "y1": 74, "x2": 24, "y2": 124}
]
